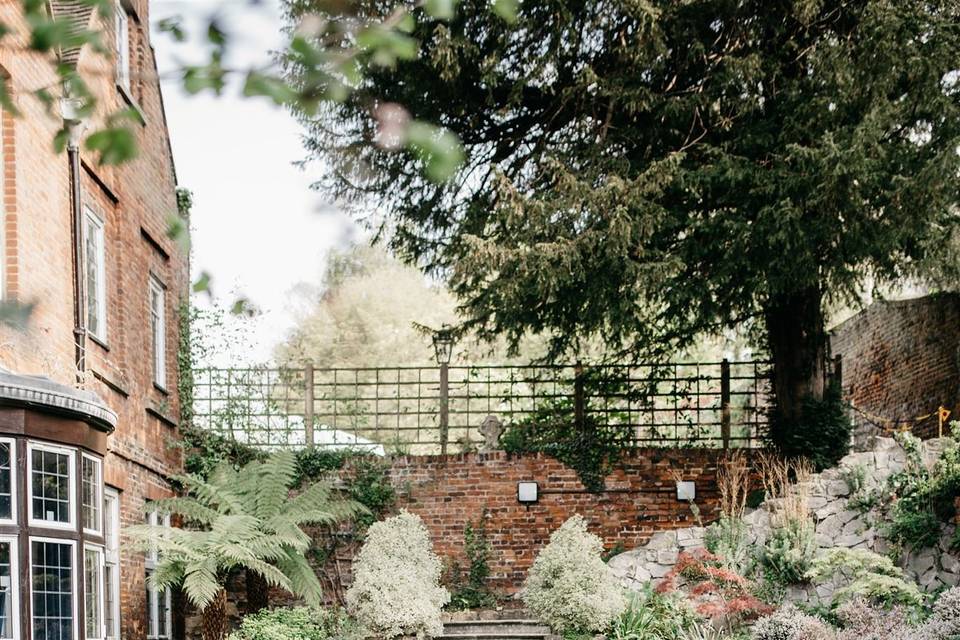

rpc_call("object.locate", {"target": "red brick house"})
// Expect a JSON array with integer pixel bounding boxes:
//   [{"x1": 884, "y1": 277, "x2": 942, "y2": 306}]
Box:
[{"x1": 0, "y1": 2, "x2": 188, "y2": 640}]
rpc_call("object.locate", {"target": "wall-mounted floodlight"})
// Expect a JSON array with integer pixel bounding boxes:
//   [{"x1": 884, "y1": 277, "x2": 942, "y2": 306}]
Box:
[
  {"x1": 676, "y1": 480, "x2": 696, "y2": 502},
  {"x1": 518, "y1": 481, "x2": 539, "y2": 504}
]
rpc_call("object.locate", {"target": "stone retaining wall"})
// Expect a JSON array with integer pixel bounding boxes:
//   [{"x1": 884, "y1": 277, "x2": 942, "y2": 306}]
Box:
[{"x1": 609, "y1": 437, "x2": 960, "y2": 603}]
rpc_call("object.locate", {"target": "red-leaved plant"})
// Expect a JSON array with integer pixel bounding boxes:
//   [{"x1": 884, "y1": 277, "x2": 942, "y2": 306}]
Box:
[{"x1": 656, "y1": 549, "x2": 773, "y2": 629}]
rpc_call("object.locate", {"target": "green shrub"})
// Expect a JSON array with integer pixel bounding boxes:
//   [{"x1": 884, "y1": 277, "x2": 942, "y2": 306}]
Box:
[
  {"x1": 610, "y1": 585, "x2": 697, "y2": 640},
  {"x1": 886, "y1": 432, "x2": 960, "y2": 551},
  {"x1": 761, "y1": 518, "x2": 816, "y2": 584},
  {"x1": 227, "y1": 607, "x2": 357, "y2": 640},
  {"x1": 524, "y1": 515, "x2": 627, "y2": 634},
  {"x1": 501, "y1": 397, "x2": 633, "y2": 492},
  {"x1": 767, "y1": 383, "x2": 851, "y2": 472},
  {"x1": 447, "y1": 518, "x2": 497, "y2": 611},
  {"x1": 345, "y1": 511, "x2": 450, "y2": 638},
  {"x1": 804, "y1": 548, "x2": 925, "y2": 610},
  {"x1": 705, "y1": 515, "x2": 751, "y2": 574}
]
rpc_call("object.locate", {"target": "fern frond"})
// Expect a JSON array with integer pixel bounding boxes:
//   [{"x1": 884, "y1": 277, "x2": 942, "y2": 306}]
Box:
[{"x1": 276, "y1": 547, "x2": 324, "y2": 607}]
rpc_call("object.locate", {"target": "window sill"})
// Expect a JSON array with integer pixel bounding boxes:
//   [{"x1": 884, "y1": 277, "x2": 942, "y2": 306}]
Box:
[
  {"x1": 88, "y1": 332, "x2": 110, "y2": 352},
  {"x1": 153, "y1": 381, "x2": 169, "y2": 395},
  {"x1": 116, "y1": 82, "x2": 146, "y2": 126},
  {"x1": 146, "y1": 404, "x2": 177, "y2": 429}
]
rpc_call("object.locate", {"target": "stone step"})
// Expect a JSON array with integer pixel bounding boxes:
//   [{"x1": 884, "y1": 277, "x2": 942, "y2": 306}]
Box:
[
  {"x1": 442, "y1": 620, "x2": 551, "y2": 638},
  {"x1": 438, "y1": 634, "x2": 550, "y2": 640}
]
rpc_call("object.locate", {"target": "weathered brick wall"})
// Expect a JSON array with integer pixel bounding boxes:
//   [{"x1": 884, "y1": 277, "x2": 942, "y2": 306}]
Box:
[
  {"x1": 193, "y1": 447, "x2": 734, "y2": 637},
  {"x1": 390, "y1": 449, "x2": 725, "y2": 593},
  {"x1": 830, "y1": 294, "x2": 960, "y2": 439},
  {"x1": 0, "y1": 3, "x2": 189, "y2": 639}
]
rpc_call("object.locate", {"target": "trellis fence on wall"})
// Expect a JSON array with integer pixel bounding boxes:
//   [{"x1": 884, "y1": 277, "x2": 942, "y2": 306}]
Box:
[{"x1": 191, "y1": 361, "x2": 776, "y2": 455}]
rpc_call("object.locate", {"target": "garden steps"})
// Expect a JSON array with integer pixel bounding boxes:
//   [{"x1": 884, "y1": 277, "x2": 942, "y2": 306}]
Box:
[{"x1": 441, "y1": 619, "x2": 552, "y2": 639}]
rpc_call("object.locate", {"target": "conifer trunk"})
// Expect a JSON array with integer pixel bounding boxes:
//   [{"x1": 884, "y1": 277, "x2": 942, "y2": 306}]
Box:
[
  {"x1": 764, "y1": 286, "x2": 828, "y2": 425},
  {"x1": 202, "y1": 588, "x2": 229, "y2": 640}
]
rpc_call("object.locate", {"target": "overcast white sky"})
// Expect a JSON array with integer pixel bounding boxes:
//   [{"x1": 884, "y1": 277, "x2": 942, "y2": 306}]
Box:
[{"x1": 151, "y1": 0, "x2": 359, "y2": 366}]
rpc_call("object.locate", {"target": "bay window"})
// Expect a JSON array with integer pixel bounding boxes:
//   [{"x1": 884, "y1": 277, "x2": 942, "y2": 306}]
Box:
[
  {"x1": 81, "y1": 455, "x2": 102, "y2": 535},
  {"x1": 30, "y1": 538, "x2": 76, "y2": 640},
  {"x1": 0, "y1": 537, "x2": 19, "y2": 640},
  {"x1": 103, "y1": 490, "x2": 120, "y2": 640},
  {"x1": 28, "y1": 443, "x2": 75, "y2": 529},
  {"x1": 0, "y1": 439, "x2": 15, "y2": 524},
  {"x1": 83, "y1": 547, "x2": 105, "y2": 640}
]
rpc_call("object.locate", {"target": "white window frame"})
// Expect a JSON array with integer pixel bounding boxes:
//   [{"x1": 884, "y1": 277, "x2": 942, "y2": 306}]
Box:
[
  {"x1": 80, "y1": 453, "x2": 103, "y2": 536},
  {"x1": 115, "y1": 7, "x2": 130, "y2": 90},
  {"x1": 0, "y1": 535, "x2": 20, "y2": 640},
  {"x1": 0, "y1": 438, "x2": 16, "y2": 526},
  {"x1": 84, "y1": 207, "x2": 107, "y2": 342},
  {"x1": 83, "y1": 545, "x2": 106, "y2": 640},
  {"x1": 145, "y1": 510, "x2": 171, "y2": 640},
  {"x1": 27, "y1": 442, "x2": 77, "y2": 531},
  {"x1": 149, "y1": 277, "x2": 166, "y2": 389},
  {"x1": 103, "y1": 490, "x2": 120, "y2": 640},
  {"x1": 29, "y1": 536, "x2": 78, "y2": 640}
]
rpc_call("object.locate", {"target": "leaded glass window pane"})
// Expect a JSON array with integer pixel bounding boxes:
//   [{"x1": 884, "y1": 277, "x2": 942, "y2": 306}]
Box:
[{"x1": 31, "y1": 540, "x2": 74, "y2": 640}]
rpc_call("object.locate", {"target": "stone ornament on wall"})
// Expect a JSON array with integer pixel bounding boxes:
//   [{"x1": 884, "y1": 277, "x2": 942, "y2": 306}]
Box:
[{"x1": 479, "y1": 414, "x2": 503, "y2": 451}]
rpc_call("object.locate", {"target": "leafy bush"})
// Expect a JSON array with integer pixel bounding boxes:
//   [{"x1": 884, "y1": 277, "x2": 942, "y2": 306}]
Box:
[
  {"x1": 524, "y1": 515, "x2": 627, "y2": 634},
  {"x1": 804, "y1": 548, "x2": 925, "y2": 610},
  {"x1": 761, "y1": 518, "x2": 816, "y2": 584},
  {"x1": 922, "y1": 586, "x2": 960, "y2": 639},
  {"x1": 345, "y1": 511, "x2": 450, "y2": 638},
  {"x1": 705, "y1": 515, "x2": 751, "y2": 574},
  {"x1": 347, "y1": 457, "x2": 397, "y2": 529},
  {"x1": 767, "y1": 383, "x2": 851, "y2": 472},
  {"x1": 447, "y1": 518, "x2": 497, "y2": 611},
  {"x1": 227, "y1": 607, "x2": 358, "y2": 640},
  {"x1": 610, "y1": 585, "x2": 698, "y2": 640},
  {"x1": 751, "y1": 603, "x2": 834, "y2": 640},
  {"x1": 501, "y1": 397, "x2": 633, "y2": 492},
  {"x1": 886, "y1": 433, "x2": 960, "y2": 551},
  {"x1": 657, "y1": 549, "x2": 773, "y2": 628}
]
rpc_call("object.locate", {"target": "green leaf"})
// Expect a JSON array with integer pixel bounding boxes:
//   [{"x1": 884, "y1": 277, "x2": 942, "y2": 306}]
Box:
[
  {"x1": 425, "y1": 0, "x2": 458, "y2": 20},
  {"x1": 166, "y1": 214, "x2": 190, "y2": 252},
  {"x1": 405, "y1": 121, "x2": 465, "y2": 182},
  {"x1": 192, "y1": 272, "x2": 212, "y2": 295},
  {"x1": 230, "y1": 297, "x2": 258, "y2": 317},
  {"x1": 243, "y1": 72, "x2": 299, "y2": 106},
  {"x1": 84, "y1": 126, "x2": 138, "y2": 166},
  {"x1": 491, "y1": 0, "x2": 519, "y2": 23},
  {"x1": 157, "y1": 17, "x2": 187, "y2": 43}
]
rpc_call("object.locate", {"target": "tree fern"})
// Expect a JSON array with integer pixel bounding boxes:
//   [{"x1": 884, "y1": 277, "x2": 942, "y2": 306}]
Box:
[{"x1": 128, "y1": 451, "x2": 366, "y2": 640}]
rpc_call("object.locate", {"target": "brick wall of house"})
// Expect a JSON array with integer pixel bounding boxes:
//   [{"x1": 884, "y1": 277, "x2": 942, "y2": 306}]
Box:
[
  {"x1": 0, "y1": 2, "x2": 188, "y2": 639},
  {"x1": 830, "y1": 294, "x2": 960, "y2": 440}
]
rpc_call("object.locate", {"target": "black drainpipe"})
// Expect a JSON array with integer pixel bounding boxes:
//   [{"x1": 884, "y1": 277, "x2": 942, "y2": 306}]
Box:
[{"x1": 68, "y1": 136, "x2": 86, "y2": 382}]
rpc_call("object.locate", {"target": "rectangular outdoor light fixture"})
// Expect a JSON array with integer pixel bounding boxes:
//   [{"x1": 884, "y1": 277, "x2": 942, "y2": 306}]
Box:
[
  {"x1": 676, "y1": 480, "x2": 696, "y2": 502},
  {"x1": 517, "y1": 481, "x2": 539, "y2": 504}
]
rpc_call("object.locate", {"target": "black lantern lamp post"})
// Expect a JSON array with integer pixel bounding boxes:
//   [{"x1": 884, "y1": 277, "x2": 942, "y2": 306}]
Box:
[{"x1": 433, "y1": 326, "x2": 455, "y2": 455}]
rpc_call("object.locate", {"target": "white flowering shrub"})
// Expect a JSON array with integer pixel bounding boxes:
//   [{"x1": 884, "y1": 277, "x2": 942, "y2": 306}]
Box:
[
  {"x1": 523, "y1": 515, "x2": 626, "y2": 634},
  {"x1": 345, "y1": 511, "x2": 450, "y2": 638},
  {"x1": 752, "y1": 604, "x2": 835, "y2": 640}
]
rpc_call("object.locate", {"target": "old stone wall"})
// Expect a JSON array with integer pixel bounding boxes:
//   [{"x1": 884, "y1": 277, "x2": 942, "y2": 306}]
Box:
[
  {"x1": 609, "y1": 437, "x2": 960, "y2": 603},
  {"x1": 830, "y1": 294, "x2": 960, "y2": 439}
]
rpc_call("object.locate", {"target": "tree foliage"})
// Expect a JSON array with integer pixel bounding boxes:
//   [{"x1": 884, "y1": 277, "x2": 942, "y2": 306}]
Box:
[
  {"x1": 285, "y1": 0, "x2": 960, "y2": 427},
  {"x1": 128, "y1": 451, "x2": 364, "y2": 615}
]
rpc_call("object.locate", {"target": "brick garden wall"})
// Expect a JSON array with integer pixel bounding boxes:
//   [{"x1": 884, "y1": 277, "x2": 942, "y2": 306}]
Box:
[
  {"x1": 830, "y1": 294, "x2": 960, "y2": 439},
  {"x1": 390, "y1": 449, "x2": 727, "y2": 594}
]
